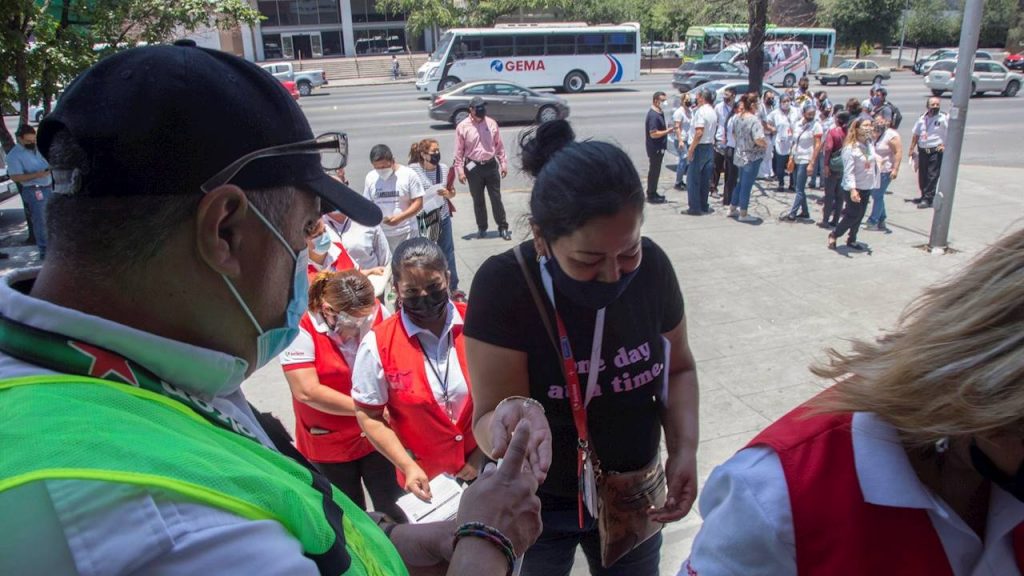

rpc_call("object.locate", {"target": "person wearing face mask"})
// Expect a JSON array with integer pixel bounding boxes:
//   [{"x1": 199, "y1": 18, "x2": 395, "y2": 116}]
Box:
[
  {"x1": 757, "y1": 92, "x2": 776, "y2": 181},
  {"x1": 863, "y1": 112, "x2": 903, "y2": 233},
  {"x1": 0, "y1": 44, "x2": 545, "y2": 576},
  {"x1": 711, "y1": 88, "x2": 735, "y2": 197},
  {"x1": 909, "y1": 97, "x2": 947, "y2": 210},
  {"x1": 828, "y1": 118, "x2": 880, "y2": 251},
  {"x1": 6, "y1": 124, "x2": 52, "y2": 259},
  {"x1": 671, "y1": 93, "x2": 694, "y2": 191},
  {"x1": 465, "y1": 120, "x2": 700, "y2": 575},
  {"x1": 819, "y1": 108, "x2": 850, "y2": 229},
  {"x1": 408, "y1": 138, "x2": 462, "y2": 297},
  {"x1": 363, "y1": 144, "x2": 425, "y2": 253},
  {"x1": 352, "y1": 238, "x2": 484, "y2": 502},
  {"x1": 686, "y1": 88, "x2": 718, "y2": 215},
  {"x1": 308, "y1": 208, "x2": 393, "y2": 298},
  {"x1": 684, "y1": 227, "x2": 1024, "y2": 576},
  {"x1": 281, "y1": 270, "x2": 406, "y2": 521},
  {"x1": 644, "y1": 91, "x2": 671, "y2": 204},
  {"x1": 780, "y1": 101, "x2": 823, "y2": 222},
  {"x1": 768, "y1": 95, "x2": 796, "y2": 192},
  {"x1": 452, "y1": 96, "x2": 510, "y2": 240}
]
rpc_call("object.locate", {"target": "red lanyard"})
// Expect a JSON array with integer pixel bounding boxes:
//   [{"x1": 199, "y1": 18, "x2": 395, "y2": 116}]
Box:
[{"x1": 552, "y1": 310, "x2": 590, "y2": 443}]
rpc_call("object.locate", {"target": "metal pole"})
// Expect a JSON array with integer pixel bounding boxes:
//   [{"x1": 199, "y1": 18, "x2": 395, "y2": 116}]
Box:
[
  {"x1": 928, "y1": 0, "x2": 984, "y2": 252},
  {"x1": 897, "y1": 0, "x2": 910, "y2": 69}
]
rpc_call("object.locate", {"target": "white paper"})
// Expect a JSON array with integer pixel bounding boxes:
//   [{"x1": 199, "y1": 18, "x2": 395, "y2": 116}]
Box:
[
  {"x1": 465, "y1": 161, "x2": 477, "y2": 172},
  {"x1": 422, "y1": 183, "x2": 448, "y2": 213},
  {"x1": 396, "y1": 474, "x2": 464, "y2": 524}
]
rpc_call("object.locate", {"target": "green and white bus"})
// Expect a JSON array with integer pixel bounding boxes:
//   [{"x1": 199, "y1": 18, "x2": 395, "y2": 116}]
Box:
[{"x1": 683, "y1": 24, "x2": 836, "y2": 72}]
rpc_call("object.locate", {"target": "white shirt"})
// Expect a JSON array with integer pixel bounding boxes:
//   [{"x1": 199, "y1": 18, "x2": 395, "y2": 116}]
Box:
[
  {"x1": 842, "y1": 140, "x2": 882, "y2": 191},
  {"x1": 913, "y1": 111, "x2": 949, "y2": 149},
  {"x1": 714, "y1": 101, "x2": 733, "y2": 144},
  {"x1": 768, "y1": 108, "x2": 795, "y2": 155},
  {"x1": 408, "y1": 162, "x2": 452, "y2": 218},
  {"x1": 362, "y1": 164, "x2": 425, "y2": 238},
  {"x1": 351, "y1": 302, "x2": 469, "y2": 422},
  {"x1": 0, "y1": 268, "x2": 317, "y2": 576},
  {"x1": 281, "y1": 304, "x2": 391, "y2": 369},
  {"x1": 683, "y1": 412, "x2": 1024, "y2": 576},
  {"x1": 790, "y1": 118, "x2": 823, "y2": 164},
  {"x1": 876, "y1": 128, "x2": 900, "y2": 174},
  {"x1": 318, "y1": 214, "x2": 392, "y2": 272},
  {"x1": 673, "y1": 106, "x2": 692, "y2": 144},
  {"x1": 692, "y1": 104, "x2": 717, "y2": 145}
]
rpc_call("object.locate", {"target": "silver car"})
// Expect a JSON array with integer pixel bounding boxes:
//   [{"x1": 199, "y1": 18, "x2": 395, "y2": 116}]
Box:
[
  {"x1": 925, "y1": 59, "x2": 1022, "y2": 97},
  {"x1": 428, "y1": 81, "x2": 570, "y2": 126}
]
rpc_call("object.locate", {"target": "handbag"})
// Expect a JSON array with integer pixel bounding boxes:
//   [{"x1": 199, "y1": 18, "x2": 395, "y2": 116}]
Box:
[{"x1": 513, "y1": 245, "x2": 667, "y2": 568}]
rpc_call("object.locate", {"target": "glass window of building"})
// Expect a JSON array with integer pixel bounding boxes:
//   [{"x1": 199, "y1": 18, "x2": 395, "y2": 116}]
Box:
[
  {"x1": 263, "y1": 33, "x2": 284, "y2": 59},
  {"x1": 322, "y1": 30, "x2": 343, "y2": 56},
  {"x1": 318, "y1": 0, "x2": 339, "y2": 23},
  {"x1": 354, "y1": 28, "x2": 406, "y2": 55},
  {"x1": 258, "y1": 1, "x2": 280, "y2": 26}
]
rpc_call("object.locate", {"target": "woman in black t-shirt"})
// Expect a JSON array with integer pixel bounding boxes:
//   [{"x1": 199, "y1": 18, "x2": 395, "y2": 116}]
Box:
[{"x1": 464, "y1": 120, "x2": 700, "y2": 575}]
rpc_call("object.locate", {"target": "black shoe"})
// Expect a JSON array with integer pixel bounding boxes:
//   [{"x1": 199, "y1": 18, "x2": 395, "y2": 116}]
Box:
[
  {"x1": 683, "y1": 209, "x2": 704, "y2": 216},
  {"x1": 673, "y1": 183, "x2": 686, "y2": 191},
  {"x1": 846, "y1": 241, "x2": 869, "y2": 251},
  {"x1": 477, "y1": 229, "x2": 488, "y2": 239},
  {"x1": 796, "y1": 213, "x2": 812, "y2": 220},
  {"x1": 647, "y1": 194, "x2": 666, "y2": 204},
  {"x1": 500, "y1": 228, "x2": 512, "y2": 241},
  {"x1": 703, "y1": 207, "x2": 716, "y2": 215},
  {"x1": 917, "y1": 201, "x2": 933, "y2": 209},
  {"x1": 780, "y1": 214, "x2": 796, "y2": 222},
  {"x1": 816, "y1": 221, "x2": 830, "y2": 229},
  {"x1": 909, "y1": 197, "x2": 923, "y2": 204}
]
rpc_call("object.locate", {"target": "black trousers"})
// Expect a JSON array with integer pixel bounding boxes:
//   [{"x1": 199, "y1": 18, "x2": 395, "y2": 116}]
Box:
[
  {"x1": 647, "y1": 149, "x2": 664, "y2": 198},
  {"x1": 713, "y1": 149, "x2": 727, "y2": 188},
  {"x1": 917, "y1": 146, "x2": 942, "y2": 202},
  {"x1": 773, "y1": 153, "x2": 792, "y2": 189},
  {"x1": 317, "y1": 451, "x2": 408, "y2": 522},
  {"x1": 833, "y1": 187, "x2": 870, "y2": 244},
  {"x1": 822, "y1": 172, "x2": 844, "y2": 226},
  {"x1": 466, "y1": 159, "x2": 507, "y2": 232},
  {"x1": 721, "y1": 149, "x2": 738, "y2": 206}
]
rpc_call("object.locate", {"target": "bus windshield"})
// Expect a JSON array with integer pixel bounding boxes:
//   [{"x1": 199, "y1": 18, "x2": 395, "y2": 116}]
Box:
[{"x1": 430, "y1": 32, "x2": 453, "y2": 62}]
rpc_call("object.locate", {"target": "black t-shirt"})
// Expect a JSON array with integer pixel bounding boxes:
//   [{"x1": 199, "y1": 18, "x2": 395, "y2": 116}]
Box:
[
  {"x1": 464, "y1": 238, "x2": 685, "y2": 506},
  {"x1": 645, "y1": 108, "x2": 668, "y2": 156}
]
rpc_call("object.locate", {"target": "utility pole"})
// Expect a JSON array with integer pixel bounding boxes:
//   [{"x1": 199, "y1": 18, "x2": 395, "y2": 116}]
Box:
[
  {"x1": 897, "y1": 0, "x2": 910, "y2": 69},
  {"x1": 928, "y1": 0, "x2": 984, "y2": 252}
]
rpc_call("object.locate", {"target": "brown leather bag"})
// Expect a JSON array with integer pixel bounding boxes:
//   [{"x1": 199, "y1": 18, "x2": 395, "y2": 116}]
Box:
[{"x1": 513, "y1": 245, "x2": 667, "y2": 568}]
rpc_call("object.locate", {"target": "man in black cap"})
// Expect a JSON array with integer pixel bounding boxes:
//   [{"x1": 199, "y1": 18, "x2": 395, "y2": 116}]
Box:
[
  {"x1": 0, "y1": 41, "x2": 543, "y2": 575},
  {"x1": 452, "y1": 95, "x2": 510, "y2": 240}
]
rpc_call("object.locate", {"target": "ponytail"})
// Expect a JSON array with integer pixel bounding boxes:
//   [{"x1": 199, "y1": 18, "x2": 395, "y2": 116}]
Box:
[{"x1": 307, "y1": 271, "x2": 336, "y2": 312}]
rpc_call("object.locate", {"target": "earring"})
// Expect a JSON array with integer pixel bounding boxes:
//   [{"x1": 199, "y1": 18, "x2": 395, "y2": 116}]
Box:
[{"x1": 935, "y1": 437, "x2": 950, "y2": 454}]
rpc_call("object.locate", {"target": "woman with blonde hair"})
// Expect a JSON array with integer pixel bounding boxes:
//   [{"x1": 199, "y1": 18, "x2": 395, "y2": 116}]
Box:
[
  {"x1": 280, "y1": 269, "x2": 405, "y2": 520},
  {"x1": 828, "y1": 117, "x2": 879, "y2": 251},
  {"x1": 683, "y1": 227, "x2": 1024, "y2": 575}
]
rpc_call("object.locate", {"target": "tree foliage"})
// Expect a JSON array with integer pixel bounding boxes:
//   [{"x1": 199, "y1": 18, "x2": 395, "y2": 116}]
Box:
[
  {"x1": 905, "y1": 0, "x2": 958, "y2": 48},
  {"x1": 818, "y1": 0, "x2": 902, "y2": 56}
]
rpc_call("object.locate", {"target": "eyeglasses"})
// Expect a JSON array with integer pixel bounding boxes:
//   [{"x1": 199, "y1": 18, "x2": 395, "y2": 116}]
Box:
[{"x1": 201, "y1": 132, "x2": 348, "y2": 193}]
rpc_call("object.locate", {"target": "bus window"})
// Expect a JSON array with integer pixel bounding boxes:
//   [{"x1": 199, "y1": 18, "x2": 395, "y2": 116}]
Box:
[
  {"x1": 607, "y1": 32, "x2": 636, "y2": 54},
  {"x1": 811, "y1": 34, "x2": 829, "y2": 49},
  {"x1": 454, "y1": 37, "x2": 482, "y2": 60},
  {"x1": 515, "y1": 35, "x2": 545, "y2": 56},
  {"x1": 796, "y1": 33, "x2": 814, "y2": 47},
  {"x1": 706, "y1": 35, "x2": 723, "y2": 53},
  {"x1": 577, "y1": 33, "x2": 605, "y2": 55},
  {"x1": 482, "y1": 35, "x2": 514, "y2": 58},
  {"x1": 547, "y1": 34, "x2": 575, "y2": 55}
]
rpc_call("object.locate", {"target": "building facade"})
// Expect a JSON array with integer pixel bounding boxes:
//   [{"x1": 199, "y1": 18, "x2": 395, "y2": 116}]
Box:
[{"x1": 251, "y1": 0, "x2": 434, "y2": 60}]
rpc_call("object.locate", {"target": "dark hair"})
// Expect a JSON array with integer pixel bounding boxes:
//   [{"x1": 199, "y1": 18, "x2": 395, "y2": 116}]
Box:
[
  {"x1": 846, "y1": 98, "x2": 862, "y2": 117},
  {"x1": 44, "y1": 128, "x2": 294, "y2": 273},
  {"x1": 835, "y1": 110, "x2": 851, "y2": 127},
  {"x1": 15, "y1": 125, "x2": 35, "y2": 138},
  {"x1": 740, "y1": 91, "x2": 759, "y2": 111},
  {"x1": 519, "y1": 119, "x2": 643, "y2": 242},
  {"x1": 308, "y1": 269, "x2": 375, "y2": 313},
  {"x1": 652, "y1": 91, "x2": 666, "y2": 103},
  {"x1": 699, "y1": 88, "x2": 715, "y2": 104},
  {"x1": 408, "y1": 138, "x2": 438, "y2": 165},
  {"x1": 370, "y1": 144, "x2": 393, "y2": 163},
  {"x1": 391, "y1": 237, "x2": 448, "y2": 283}
]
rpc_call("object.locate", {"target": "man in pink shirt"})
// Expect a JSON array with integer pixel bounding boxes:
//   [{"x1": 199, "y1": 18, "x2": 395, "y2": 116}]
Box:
[{"x1": 453, "y1": 96, "x2": 510, "y2": 240}]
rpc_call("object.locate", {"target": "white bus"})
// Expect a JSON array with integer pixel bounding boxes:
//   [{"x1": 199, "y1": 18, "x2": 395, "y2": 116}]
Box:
[
  {"x1": 684, "y1": 25, "x2": 836, "y2": 72},
  {"x1": 416, "y1": 23, "x2": 641, "y2": 94},
  {"x1": 712, "y1": 41, "x2": 810, "y2": 87}
]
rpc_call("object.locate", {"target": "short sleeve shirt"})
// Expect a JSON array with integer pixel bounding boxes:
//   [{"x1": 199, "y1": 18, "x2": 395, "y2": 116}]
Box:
[
  {"x1": 363, "y1": 165, "x2": 425, "y2": 237},
  {"x1": 645, "y1": 108, "x2": 668, "y2": 155},
  {"x1": 733, "y1": 115, "x2": 766, "y2": 167},
  {"x1": 791, "y1": 119, "x2": 823, "y2": 164},
  {"x1": 693, "y1": 104, "x2": 718, "y2": 145},
  {"x1": 464, "y1": 238, "x2": 685, "y2": 505},
  {"x1": 5, "y1": 145, "x2": 52, "y2": 187},
  {"x1": 913, "y1": 112, "x2": 948, "y2": 149}
]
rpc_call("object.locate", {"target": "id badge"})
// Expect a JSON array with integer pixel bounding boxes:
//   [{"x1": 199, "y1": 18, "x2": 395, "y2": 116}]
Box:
[{"x1": 580, "y1": 452, "x2": 598, "y2": 518}]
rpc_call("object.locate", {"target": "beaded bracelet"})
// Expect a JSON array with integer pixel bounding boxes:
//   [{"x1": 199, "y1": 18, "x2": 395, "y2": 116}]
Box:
[{"x1": 452, "y1": 521, "x2": 516, "y2": 576}]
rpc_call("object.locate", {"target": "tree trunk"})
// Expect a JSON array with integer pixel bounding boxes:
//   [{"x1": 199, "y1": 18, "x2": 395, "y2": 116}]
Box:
[
  {"x1": 914, "y1": 43, "x2": 920, "y2": 62},
  {"x1": 747, "y1": 0, "x2": 768, "y2": 93},
  {"x1": 0, "y1": 125, "x2": 15, "y2": 154},
  {"x1": 856, "y1": 40, "x2": 862, "y2": 58},
  {"x1": 14, "y1": 49, "x2": 30, "y2": 128}
]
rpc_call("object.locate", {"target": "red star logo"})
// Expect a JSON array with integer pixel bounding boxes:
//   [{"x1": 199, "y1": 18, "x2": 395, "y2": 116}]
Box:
[{"x1": 68, "y1": 341, "x2": 140, "y2": 386}]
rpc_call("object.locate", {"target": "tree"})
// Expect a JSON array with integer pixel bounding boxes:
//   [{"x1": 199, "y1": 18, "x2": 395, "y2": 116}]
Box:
[
  {"x1": 905, "y1": 0, "x2": 958, "y2": 60},
  {"x1": 747, "y1": 0, "x2": 768, "y2": 93},
  {"x1": 819, "y1": 0, "x2": 902, "y2": 57}
]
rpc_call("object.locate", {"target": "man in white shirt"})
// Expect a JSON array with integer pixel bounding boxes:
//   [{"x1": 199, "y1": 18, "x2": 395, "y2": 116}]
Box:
[
  {"x1": 711, "y1": 88, "x2": 735, "y2": 195},
  {"x1": 909, "y1": 97, "x2": 947, "y2": 209},
  {"x1": 686, "y1": 88, "x2": 719, "y2": 216},
  {"x1": 363, "y1": 144, "x2": 425, "y2": 253},
  {"x1": 767, "y1": 95, "x2": 796, "y2": 192}
]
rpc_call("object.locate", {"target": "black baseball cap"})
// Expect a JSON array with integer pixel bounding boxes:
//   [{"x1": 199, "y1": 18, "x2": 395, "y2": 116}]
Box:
[{"x1": 37, "y1": 41, "x2": 382, "y2": 226}]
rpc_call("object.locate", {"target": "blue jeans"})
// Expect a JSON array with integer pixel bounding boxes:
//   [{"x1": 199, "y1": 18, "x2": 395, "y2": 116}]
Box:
[
  {"x1": 521, "y1": 506, "x2": 662, "y2": 576},
  {"x1": 732, "y1": 158, "x2": 762, "y2": 212},
  {"x1": 686, "y1": 143, "x2": 714, "y2": 212},
  {"x1": 810, "y1": 154, "x2": 824, "y2": 188},
  {"x1": 20, "y1": 185, "x2": 50, "y2": 258},
  {"x1": 787, "y1": 163, "x2": 810, "y2": 217},
  {"x1": 674, "y1": 150, "x2": 688, "y2": 187},
  {"x1": 436, "y1": 215, "x2": 459, "y2": 291},
  {"x1": 866, "y1": 172, "x2": 892, "y2": 226}
]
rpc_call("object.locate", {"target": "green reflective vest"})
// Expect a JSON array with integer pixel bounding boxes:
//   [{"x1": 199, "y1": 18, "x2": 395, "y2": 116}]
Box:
[{"x1": 0, "y1": 375, "x2": 408, "y2": 576}]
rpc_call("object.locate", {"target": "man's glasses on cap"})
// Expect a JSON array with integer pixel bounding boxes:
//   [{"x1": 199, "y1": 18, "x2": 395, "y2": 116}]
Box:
[{"x1": 201, "y1": 132, "x2": 348, "y2": 193}]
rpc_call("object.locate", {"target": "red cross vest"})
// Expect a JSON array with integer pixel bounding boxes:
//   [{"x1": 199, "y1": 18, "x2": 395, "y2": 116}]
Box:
[
  {"x1": 747, "y1": 397, "x2": 1024, "y2": 575},
  {"x1": 371, "y1": 301, "x2": 477, "y2": 486},
  {"x1": 308, "y1": 242, "x2": 358, "y2": 283},
  {"x1": 287, "y1": 304, "x2": 384, "y2": 464}
]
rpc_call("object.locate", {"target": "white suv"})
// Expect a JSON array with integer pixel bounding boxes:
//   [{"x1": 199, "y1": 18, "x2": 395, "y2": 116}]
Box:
[{"x1": 925, "y1": 59, "x2": 1022, "y2": 97}]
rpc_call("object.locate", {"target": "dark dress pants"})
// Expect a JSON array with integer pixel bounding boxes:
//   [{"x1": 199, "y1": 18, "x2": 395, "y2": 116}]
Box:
[
  {"x1": 647, "y1": 149, "x2": 664, "y2": 198},
  {"x1": 917, "y1": 146, "x2": 942, "y2": 202},
  {"x1": 821, "y1": 173, "x2": 844, "y2": 226},
  {"x1": 466, "y1": 159, "x2": 507, "y2": 232},
  {"x1": 317, "y1": 451, "x2": 408, "y2": 522},
  {"x1": 833, "y1": 187, "x2": 870, "y2": 244}
]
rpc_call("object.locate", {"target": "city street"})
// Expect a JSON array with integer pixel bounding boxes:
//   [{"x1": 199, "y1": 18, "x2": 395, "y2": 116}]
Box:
[{"x1": 2, "y1": 69, "x2": 1023, "y2": 574}]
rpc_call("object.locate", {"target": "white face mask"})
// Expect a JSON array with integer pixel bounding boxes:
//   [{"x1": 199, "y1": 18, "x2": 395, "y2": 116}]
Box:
[{"x1": 375, "y1": 167, "x2": 394, "y2": 180}]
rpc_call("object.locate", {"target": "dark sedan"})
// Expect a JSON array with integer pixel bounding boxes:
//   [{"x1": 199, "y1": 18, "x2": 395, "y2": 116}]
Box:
[
  {"x1": 671, "y1": 60, "x2": 748, "y2": 92},
  {"x1": 1006, "y1": 52, "x2": 1024, "y2": 71},
  {"x1": 428, "y1": 81, "x2": 570, "y2": 126}
]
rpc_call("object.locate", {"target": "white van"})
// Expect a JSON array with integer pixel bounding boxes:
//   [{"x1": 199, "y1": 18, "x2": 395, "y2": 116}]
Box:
[{"x1": 711, "y1": 41, "x2": 809, "y2": 87}]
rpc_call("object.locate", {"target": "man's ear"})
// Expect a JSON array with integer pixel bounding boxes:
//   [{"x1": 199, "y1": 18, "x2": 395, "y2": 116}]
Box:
[
  {"x1": 530, "y1": 224, "x2": 546, "y2": 258},
  {"x1": 195, "y1": 185, "x2": 249, "y2": 277}
]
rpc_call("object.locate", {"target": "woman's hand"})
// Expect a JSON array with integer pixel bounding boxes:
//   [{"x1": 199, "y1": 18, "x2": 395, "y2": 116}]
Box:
[
  {"x1": 648, "y1": 449, "x2": 698, "y2": 524},
  {"x1": 403, "y1": 462, "x2": 433, "y2": 502},
  {"x1": 487, "y1": 398, "x2": 551, "y2": 484},
  {"x1": 364, "y1": 266, "x2": 386, "y2": 277},
  {"x1": 851, "y1": 189, "x2": 862, "y2": 203},
  {"x1": 455, "y1": 448, "x2": 486, "y2": 482},
  {"x1": 456, "y1": 420, "x2": 542, "y2": 556}
]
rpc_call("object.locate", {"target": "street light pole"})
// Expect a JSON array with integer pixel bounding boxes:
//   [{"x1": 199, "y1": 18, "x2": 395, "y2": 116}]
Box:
[
  {"x1": 897, "y1": 0, "x2": 910, "y2": 69},
  {"x1": 928, "y1": 0, "x2": 985, "y2": 252}
]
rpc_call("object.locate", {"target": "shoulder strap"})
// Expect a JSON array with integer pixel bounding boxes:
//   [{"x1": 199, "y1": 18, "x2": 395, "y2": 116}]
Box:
[{"x1": 513, "y1": 245, "x2": 560, "y2": 361}]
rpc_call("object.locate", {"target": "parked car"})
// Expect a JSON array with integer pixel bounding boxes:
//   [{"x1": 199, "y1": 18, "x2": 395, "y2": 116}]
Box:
[
  {"x1": 641, "y1": 41, "x2": 666, "y2": 58},
  {"x1": 914, "y1": 48, "x2": 958, "y2": 74},
  {"x1": 260, "y1": 62, "x2": 328, "y2": 96},
  {"x1": 815, "y1": 59, "x2": 890, "y2": 86},
  {"x1": 1005, "y1": 51, "x2": 1024, "y2": 71},
  {"x1": 659, "y1": 42, "x2": 684, "y2": 58},
  {"x1": 919, "y1": 50, "x2": 993, "y2": 76},
  {"x1": 280, "y1": 79, "x2": 301, "y2": 101},
  {"x1": 0, "y1": 147, "x2": 18, "y2": 204},
  {"x1": 925, "y1": 59, "x2": 1021, "y2": 97},
  {"x1": 671, "y1": 60, "x2": 747, "y2": 92},
  {"x1": 428, "y1": 80, "x2": 570, "y2": 126}
]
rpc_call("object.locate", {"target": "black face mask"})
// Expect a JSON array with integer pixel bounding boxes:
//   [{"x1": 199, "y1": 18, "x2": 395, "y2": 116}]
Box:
[
  {"x1": 428, "y1": 152, "x2": 441, "y2": 165},
  {"x1": 474, "y1": 106, "x2": 487, "y2": 119},
  {"x1": 402, "y1": 287, "x2": 449, "y2": 325},
  {"x1": 970, "y1": 440, "x2": 1024, "y2": 502},
  {"x1": 23, "y1": 143, "x2": 36, "y2": 151},
  {"x1": 545, "y1": 252, "x2": 640, "y2": 310},
  {"x1": 928, "y1": 107, "x2": 940, "y2": 116}
]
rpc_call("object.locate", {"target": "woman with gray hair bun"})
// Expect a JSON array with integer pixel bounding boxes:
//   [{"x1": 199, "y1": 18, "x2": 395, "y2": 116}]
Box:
[
  {"x1": 684, "y1": 227, "x2": 1024, "y2": 575},
  {"x1": 779, "y1": 100, "x2": 823, "y2": 222}
]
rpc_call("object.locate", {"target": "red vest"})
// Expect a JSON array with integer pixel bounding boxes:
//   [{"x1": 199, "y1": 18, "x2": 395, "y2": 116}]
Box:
[
  {"x1": 288, "y1": 305, "x2": 384, "y2": 463},
  {"x1": 372, "y1": 301, "x2": 477, "y2": 486},
  {"x1": 307, "y1": 242, "x2": 357, "y2": 283},
  {"x1": 748, "y1": 397, "x2": 1024, "y2": 575}
]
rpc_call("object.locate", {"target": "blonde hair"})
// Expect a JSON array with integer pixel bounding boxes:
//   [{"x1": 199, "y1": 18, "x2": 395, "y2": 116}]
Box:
[
  {"x1": 307, "y1": 270, "x2": 375, "y2": 313},
  {"x1": 811, "y1": 228, "x2": 1024, "y2": 446},
  {"x1": 843, "y1": 118, "x2": 872, "y2": 148}
]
